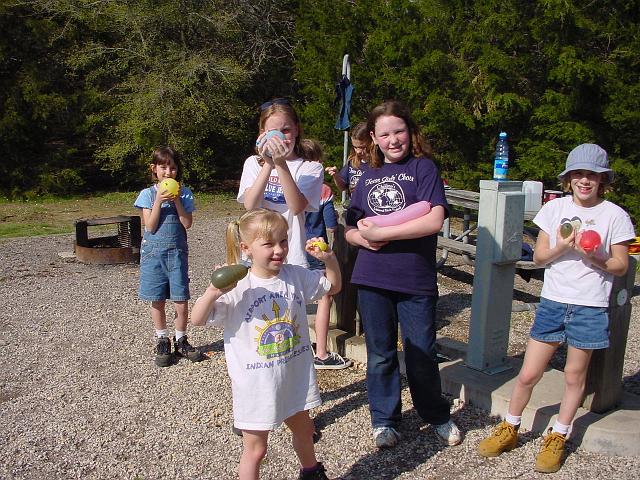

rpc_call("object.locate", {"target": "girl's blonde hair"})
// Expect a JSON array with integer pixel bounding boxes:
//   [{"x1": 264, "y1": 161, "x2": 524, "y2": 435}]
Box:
[
  {"x1": 225, "y1": 209, "x2": 289, "y2": 264},
  {"x1": 348, "y1": 122, "x2": 369, "y2": 170},
  {"x1": 366, "y1": 100, "x2": 433, "y2": 168}
]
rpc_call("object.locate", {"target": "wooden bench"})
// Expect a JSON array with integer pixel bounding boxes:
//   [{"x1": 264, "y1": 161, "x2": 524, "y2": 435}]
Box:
[{"x1": 437, "y1": 236, "x2": 540, "y2": 270}]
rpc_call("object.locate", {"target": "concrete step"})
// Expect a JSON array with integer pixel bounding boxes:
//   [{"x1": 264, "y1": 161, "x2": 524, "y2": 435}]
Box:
[{"x1": 308, "y1": 321, "x2": 640, "y2": 457}]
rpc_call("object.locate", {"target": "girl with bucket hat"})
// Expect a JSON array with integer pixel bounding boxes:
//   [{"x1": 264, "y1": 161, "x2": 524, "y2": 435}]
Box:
[{"x1": 477, "y1": 143, "x2": 635, "y2": 473}]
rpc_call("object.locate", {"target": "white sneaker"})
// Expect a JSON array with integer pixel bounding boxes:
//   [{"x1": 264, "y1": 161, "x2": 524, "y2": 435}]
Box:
[
  {"x1": 372, "y1": 426, "x2": 401, "y2": 448},
  {"x1": 435, "y1": 419, "x2": 462, "y2": 446}
]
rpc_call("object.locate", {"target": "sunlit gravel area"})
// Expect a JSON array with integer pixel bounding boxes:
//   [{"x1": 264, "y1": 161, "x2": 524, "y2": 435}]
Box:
[{"x1": 1, "y1": 214, "x2": 638, "y2": 479}]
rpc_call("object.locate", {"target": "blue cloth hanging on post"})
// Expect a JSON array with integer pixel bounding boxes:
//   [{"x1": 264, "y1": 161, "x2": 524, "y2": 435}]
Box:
[{"x1": 334, "y1": 75, "x2": 353, "y2": 131}]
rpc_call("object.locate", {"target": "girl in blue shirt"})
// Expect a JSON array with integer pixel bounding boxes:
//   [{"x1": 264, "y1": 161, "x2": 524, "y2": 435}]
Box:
[{"x1": 134, "y1": 147, "x2": 204, "y2": 367}]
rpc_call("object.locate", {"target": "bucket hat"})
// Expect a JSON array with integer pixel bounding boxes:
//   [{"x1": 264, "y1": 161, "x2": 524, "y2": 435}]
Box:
[{"x1": 558, "y1": 143, "x2": 614, "y2": 183}]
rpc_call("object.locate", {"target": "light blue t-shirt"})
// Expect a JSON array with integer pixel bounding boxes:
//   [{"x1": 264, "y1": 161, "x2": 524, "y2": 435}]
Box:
[{"x1": 134, "y1": 184, "x2": 196, "y2": 213}]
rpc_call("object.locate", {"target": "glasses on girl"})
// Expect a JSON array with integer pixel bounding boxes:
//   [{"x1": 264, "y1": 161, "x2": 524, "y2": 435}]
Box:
[{"x1": 259, "y1": 98, "x2": 290, "y2": 111}]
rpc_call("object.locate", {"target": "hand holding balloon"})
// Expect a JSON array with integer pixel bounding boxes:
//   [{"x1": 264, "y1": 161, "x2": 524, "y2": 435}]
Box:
[
  {"x1": 560, "y1": 222, "x2": 573, "y2": 239},
  {"x1": 310, "y1": 241, "x2": 329, "y2": 251},
  {"x1": 256, "y1": 130, "x2": 286, "y2": 158},
  {"x1": 306, "y1": 238, "x2": 331, "y2": 255},
  {"x1": 210, "y1": 264, "x2": 249, "y2": 289},
  {"x1": 159, "y1": 178, "x2": 180, "y2": 197},
  {"x1": 363, "y1": 201, "x2": 432, "y2": 227}
]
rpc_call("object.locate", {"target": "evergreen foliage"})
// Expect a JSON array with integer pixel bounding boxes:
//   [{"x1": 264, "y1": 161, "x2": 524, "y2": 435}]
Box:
[
  {"x1": 1, "y1": 0, "x2": 638, "y2": 223},
  {"x1": 294, "y1": 0, "x2": 640, "y2": 223}
]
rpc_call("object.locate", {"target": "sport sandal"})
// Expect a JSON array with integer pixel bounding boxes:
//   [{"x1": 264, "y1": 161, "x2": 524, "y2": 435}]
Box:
[{"x1": 298, "y1": 462, "x2": 330, "y2": 480}]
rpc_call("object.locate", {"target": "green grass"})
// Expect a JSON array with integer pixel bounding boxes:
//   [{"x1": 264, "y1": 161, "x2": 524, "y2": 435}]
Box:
[{"x1": 0, "y1": 191, "x2": 241, "y2": 239}]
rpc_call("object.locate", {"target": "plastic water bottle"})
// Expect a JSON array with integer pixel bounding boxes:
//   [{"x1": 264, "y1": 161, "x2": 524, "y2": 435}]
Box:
[{"x1": 493, "y1": 132, "x2": 509, "y2": 181}]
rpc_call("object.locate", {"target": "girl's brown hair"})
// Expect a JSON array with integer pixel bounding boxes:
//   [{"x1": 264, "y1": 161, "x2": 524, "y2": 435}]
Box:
[
  {"x1": 366, "y1": 100, "x2": 433, "y2": 168},
  {"x1": 348, "y1": 122, "x2": 369, "y2": 170},
  {"x1": 151, "y1": 146, "x2": 183, "y2": 181},
  {"x1": 225, "y1": 209, "x2": 289, "y2": 265},
  {"x1": 299, "y1": 138, "x2": 324, "y2": 163}
]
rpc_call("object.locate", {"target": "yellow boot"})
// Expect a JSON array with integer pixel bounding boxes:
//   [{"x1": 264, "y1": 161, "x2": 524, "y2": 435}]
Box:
[
  {"x1": 534, "y1": 428, "x2": 566, "y2": 473},
  {"x1": 477, "y1": 420, "x2": 518, "y2": 457}
]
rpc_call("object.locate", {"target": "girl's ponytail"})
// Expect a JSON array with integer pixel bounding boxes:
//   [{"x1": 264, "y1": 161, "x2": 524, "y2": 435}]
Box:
[{"x1": 225, "y1": 220, "x2": 242, "y2": 265}]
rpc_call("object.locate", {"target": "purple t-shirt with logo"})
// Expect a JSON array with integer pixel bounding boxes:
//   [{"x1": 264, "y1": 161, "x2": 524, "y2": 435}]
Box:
[
  {"x1": 338, "y1": 160, "x2": 368, "y2": 193},
  {"x1": 345, "y1": 155, "x2": 448, "y2": 296}
]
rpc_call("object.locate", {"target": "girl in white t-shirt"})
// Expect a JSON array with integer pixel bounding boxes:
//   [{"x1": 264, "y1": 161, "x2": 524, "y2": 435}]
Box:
[
  {"x1": 478, "y1": 144, "x2": 635, "y2": 473},
  {"x1": 191, "y1": 208, "x2": 341, "y2": 480},
  {"x1": 238, "y1": 98, "x2": 324, "y2": 268}
]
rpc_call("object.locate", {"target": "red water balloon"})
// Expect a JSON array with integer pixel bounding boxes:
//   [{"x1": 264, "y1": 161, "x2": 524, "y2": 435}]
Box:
[{"x1": 579, "y1": 230, "x2": 601, "y2": 252}]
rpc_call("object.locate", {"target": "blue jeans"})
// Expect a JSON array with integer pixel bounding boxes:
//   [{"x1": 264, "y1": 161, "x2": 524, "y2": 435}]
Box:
[
  {"x1": 530, "y1": 297, "x2": 609, "y2": 349},
  {"x1": 358, "y1": 286, "x2": 450, "y2": 428}
]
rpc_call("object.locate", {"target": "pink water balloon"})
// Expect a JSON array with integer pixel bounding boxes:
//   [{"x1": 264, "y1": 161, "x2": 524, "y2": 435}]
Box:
[{"x1": 364, "y1": 201, "x2": 432, "y2": 227}]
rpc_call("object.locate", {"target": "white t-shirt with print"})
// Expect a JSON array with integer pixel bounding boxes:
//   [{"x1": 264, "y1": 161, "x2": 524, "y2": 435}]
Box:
[
  {"x1": 534, "y1": 196, "x2": 635, "y2": 307},
  {"x1": 201, "y1": 265, "x2": 330, "y2": 430},
  {"x1": 238, "y1": 156, "x2": 323, "y2": 267}
]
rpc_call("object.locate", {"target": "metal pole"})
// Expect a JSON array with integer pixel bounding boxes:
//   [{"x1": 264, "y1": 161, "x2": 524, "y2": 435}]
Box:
[{"x1": 341, "y1": 54, "x2": 351, "y2": 205}]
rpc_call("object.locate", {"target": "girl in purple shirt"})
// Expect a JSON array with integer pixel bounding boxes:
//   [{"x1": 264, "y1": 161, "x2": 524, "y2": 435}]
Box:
[{"x1": 345, "y1": 100, "x2": 461, "y2": 449}]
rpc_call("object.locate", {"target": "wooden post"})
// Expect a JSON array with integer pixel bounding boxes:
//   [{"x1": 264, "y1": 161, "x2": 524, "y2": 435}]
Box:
[
  {"x1": 129, "y1": 215, "x2": 142, "y2": 250},
  {"x1": 74, "y1": 220, "x2": 89, "y2": 248},
  {"x1": 329, "y1": 208, "x2": 358, "y2": 334},
  {"x1": 582, "y1": 256, "x2": 637, "y2": 413}
]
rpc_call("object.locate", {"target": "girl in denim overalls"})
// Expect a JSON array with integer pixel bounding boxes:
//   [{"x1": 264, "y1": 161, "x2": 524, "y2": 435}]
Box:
[{"x1": 134, "y1": 147, "x2": 204, "y2": 367}]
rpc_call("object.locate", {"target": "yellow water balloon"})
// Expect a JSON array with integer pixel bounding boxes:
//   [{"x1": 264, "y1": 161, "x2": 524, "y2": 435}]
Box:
[
  {"x1": 159, "y1": 178, "x2": 180, "y2": 196},
  {"x1": 311, "y1": 241, "x2": 329, "y2": 252}
]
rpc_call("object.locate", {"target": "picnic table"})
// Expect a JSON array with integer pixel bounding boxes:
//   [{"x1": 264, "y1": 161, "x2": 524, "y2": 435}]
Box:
[{"x1": 438, "y1": 188, "x2": 541, "y2": 270}]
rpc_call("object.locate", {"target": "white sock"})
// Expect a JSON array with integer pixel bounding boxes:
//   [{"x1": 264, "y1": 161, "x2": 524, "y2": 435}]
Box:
[
  {"x1": 552, "y1": 421, "x2": 570, "y2": 436},
  {"x1": 175, "y1": 330, "x2": 186, "y2": 341},
  {"x1": 156, "y1": 329, "x2": 168, "y2": 338},
  {"x1": 505, "y1": 413, "x2": 521, "y2": 427}
]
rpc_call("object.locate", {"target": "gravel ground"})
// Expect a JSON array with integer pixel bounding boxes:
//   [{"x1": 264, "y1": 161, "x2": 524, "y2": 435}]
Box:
[{"x1": 1, "y1": 214, "x2": 639, "y2": 480}]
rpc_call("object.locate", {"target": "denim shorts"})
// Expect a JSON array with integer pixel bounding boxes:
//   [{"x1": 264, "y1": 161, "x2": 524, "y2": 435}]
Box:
[
  {"x1": 530, "y1": 297, "x2": 609, "y2": 349},
  {"x1": 139, "y1": 241, "x2": 190, "y2": 302}
]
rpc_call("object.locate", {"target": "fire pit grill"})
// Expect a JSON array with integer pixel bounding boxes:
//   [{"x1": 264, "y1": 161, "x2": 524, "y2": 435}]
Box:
[{"x1": 74, "y1": 215, "x2": 142, "y2": 264}]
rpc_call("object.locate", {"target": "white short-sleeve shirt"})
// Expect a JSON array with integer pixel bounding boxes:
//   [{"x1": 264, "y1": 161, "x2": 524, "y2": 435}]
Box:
[
  {"x1": 238, "y1": 156, "x2": 323, "y2": 267},
  {"x1": 200, "y1": 265, "x2": 330, "y2": 430},
  {"x1": 534, "y1": 196, "x2": 635, "y2": 307}
]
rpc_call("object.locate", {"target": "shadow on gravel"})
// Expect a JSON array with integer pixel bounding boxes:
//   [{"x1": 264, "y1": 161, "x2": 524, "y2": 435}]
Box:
[
  {"x1": 197, "y1": 339, "x2": 224, "y2": 357},
  {"x1": 337, "y1": 400, "x2": 531, "y2": 480},
  {"x1": 313, "y1": 378, "x2": 368, "y2": 435},
  {"x1": 623, "y1": 370, "x2": 640, "y2": 396},
  {"x1": 437, "y1": 291, "x2": 472, "y2": 323}
]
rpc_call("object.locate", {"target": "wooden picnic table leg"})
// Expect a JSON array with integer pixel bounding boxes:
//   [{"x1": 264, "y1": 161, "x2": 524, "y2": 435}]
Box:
[{"x1": 582, "y1": 255, "x2": 637, "y2": 413}]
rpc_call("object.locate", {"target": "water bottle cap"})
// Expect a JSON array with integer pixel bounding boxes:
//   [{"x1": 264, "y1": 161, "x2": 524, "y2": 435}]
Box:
[{"x1": 499, "y1": 132, "x2": 507, "y2": 139}]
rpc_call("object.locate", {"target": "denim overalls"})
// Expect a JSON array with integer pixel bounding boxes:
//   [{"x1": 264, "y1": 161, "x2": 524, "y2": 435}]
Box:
[{"x1": 138, "y1": 194, "x2": 190, "y2": 302}]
